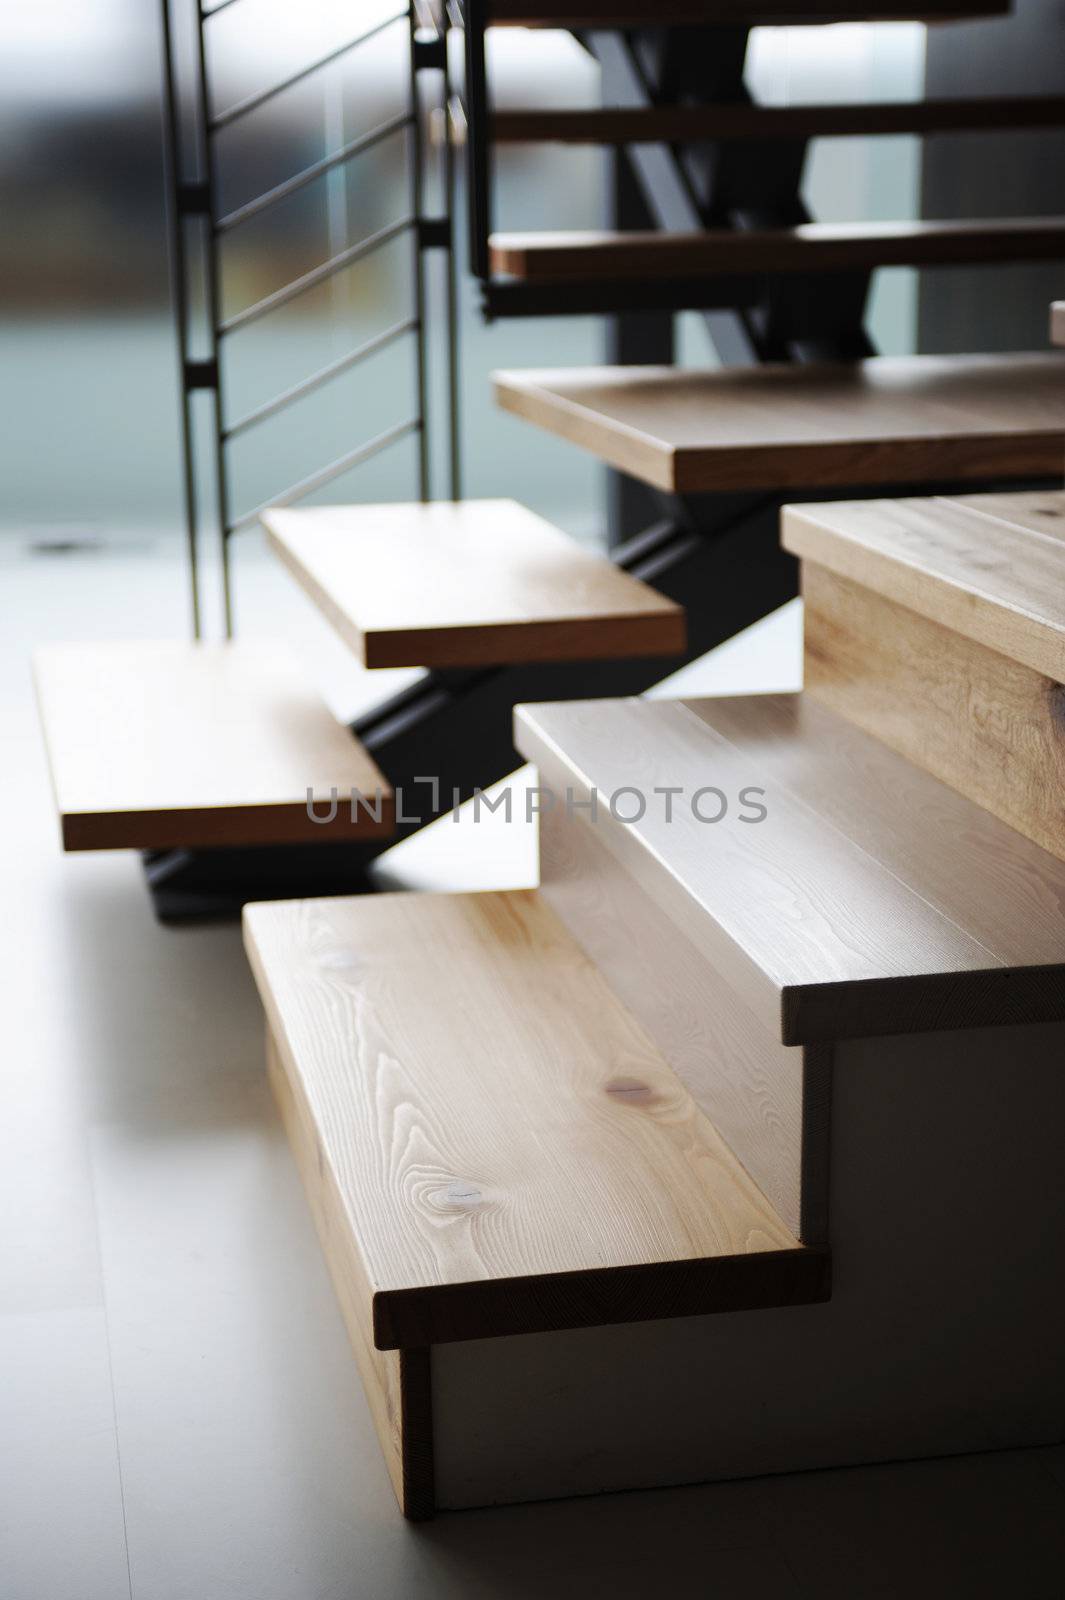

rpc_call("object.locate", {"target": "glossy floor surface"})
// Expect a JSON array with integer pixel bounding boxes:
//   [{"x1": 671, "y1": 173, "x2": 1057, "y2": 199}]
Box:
[{"x1": 5, "y1": 538, "x2": 1065, "y2": 1599}]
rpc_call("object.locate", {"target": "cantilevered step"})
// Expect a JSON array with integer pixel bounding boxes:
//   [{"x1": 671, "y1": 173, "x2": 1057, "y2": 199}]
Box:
[
  {"x1": 489, "y1": 220, "x2": 1065, "y2": 283},
  {"x1": 34, "y1": 641, "x2": 393, "y2": 851},
  {"x1": 1052, "y1": 301, "x2": 1065, "y2": 346},
  {"x1": 495, "y1": 353, "x2": 1065, "y2": 493},
  {"x1": 244, "y1": 888, "x2": 826, "y2": 1516},
  {"x1": 262, "y1": 498, "x2": 683, "y2": 668},
  {"x1": 783, "y1": 489, "x2": 1065, "y2": 860},
  {"x1": 493, "y1": 98, "x2": 1065, "y2": 146}
]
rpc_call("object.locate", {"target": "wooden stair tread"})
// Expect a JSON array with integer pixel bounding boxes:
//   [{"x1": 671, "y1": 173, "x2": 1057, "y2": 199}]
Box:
[
  {"x1": 514, "y1": 693, "x2": 1065, "y2": 1044},
  {"x1": 494, "y1": 98, "x2": 1065, "y2": 145},
  {"x1": 783, "y1": 489, "x2": 1065, "y2": 680},
  {"x1": 488, "y1": 0, "x2": 1004, "y2": 22},
  {"x1": 243, "y1": 889, "x2": 825, "y2": 1349},
  {"x1": 489, "y1": 220, "x2": 1065, "y2": 282},
  {"x1": 1052, "y1": 301, "x2": 1065, "y2": 346},
  {"x1": 33, "y1": 641, "x2": 393, "y2": 851},
  {"x1": 263, "y1": 499, "x2": 683, "y2": 669},
  {"x1": 494, "y1": 353, "x2": 1065, "y2": 492}
]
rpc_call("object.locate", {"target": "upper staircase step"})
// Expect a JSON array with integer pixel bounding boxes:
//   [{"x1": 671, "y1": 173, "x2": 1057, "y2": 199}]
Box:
[
  {"x1": 263, "y1": 498, "x2": 683, "y2": 668},
  {"x1": 514, "y1": 692, "x2": 1065, "y2": 1045},
  {"x1": 34, "y1": 641, "x2": 393, "y2": 852},
  {"x1": 493, "y1": 98, "x2": 1065, "y2": 145},
  {"x1": 783, "y1": 489, "x2": 1065, "y2": 681},
  {"x1": 489, "y1": 220, "x2": 1065, "y2": 283},
  {"x1": 244, "y1": 888, "x2": 826, "y2": 1351},
  {"x1": 487, "y1": 0, "x2": 1004, "y2": 22},
  {"x1": 494, "y1": 353, "x2": 1065, "y2": 493}
]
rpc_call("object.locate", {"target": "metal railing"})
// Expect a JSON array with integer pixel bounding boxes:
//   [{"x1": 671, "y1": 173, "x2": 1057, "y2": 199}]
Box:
[{"x1": 159, "y1": 0, "x2": 461, "y2": 637}]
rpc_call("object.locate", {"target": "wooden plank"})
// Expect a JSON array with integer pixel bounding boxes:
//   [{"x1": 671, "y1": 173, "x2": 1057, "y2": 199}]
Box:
[
  {"x1": 32, "y1": 641, "x2": 393, "y2": 851},
  {"x1": 263, "y1": 499, "x2": 683, "y2": 669},
  {"x1": 243, "y1": 889, "x2": 825, "y2": 1352},
  {"x1": 537, "y1": 789, "x2": 818, "y2": 1240},
  {"x1": 489, "y1": 219, "x2": 1065, "y2": 282},
  {"x1": 487, "y1": 0, "x2": 1005, "y2": 22},
  {"x1": 266, "y1": 1030, "x2": 435, "y2": 1520},
  {"x1": 802, "y1": 559, "x2": 1065, "y2": 865},
  {"x1": 1052, "y1": 301, "x2": 1065, "y2": 347},
  {"x1": 493, "y1": 98, "x2": 1065, "y2": 145},
  {"x1": 514, "y1": 695, "x2": 1065, "y2": 1042},
  {"x1": 782, "y1": 492, "x2": 1065, "y2": 681},
  {"x1": 494, "y1": 354, "x2": 1065, "y2": 494}
]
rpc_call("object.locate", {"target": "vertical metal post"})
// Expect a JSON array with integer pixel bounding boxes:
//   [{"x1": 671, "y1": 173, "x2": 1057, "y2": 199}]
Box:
[
  {"x1": 409, "y1": 5, "x2": 432, "y2": 502},
  {"x1": 443, "y1": 12, "x2": 463, "y2": 501},
  {"x1": 158, "y1": 0, "x2": 202, "y2": 639},
  {"x1": 463, "y1": 0, "x2": 491, "y2": 280},
  {"x1": 192, "y1": 3, "x2": 235, "y2": 635}
]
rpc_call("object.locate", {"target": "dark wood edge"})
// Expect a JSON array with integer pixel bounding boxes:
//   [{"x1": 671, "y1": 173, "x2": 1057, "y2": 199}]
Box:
[
  {"x1": 372, "y1": 1248, "x2": 831, "y2": 1351},
  {"x1": 399, "y1": 1349, "x2": 436, "y2": 1521},
  {"x1": 800, "y1": 1043, "x2": 834, "y2": 1249},
  {"x1": 59, "y1": 795, "x2": 397, "y2": 853},
  {"x1": 782, "y1": 965, "x2": 1065, "y2": 1047},
  {"x1": 362, "y1": 612, "x2": 688, "y2": 670}
]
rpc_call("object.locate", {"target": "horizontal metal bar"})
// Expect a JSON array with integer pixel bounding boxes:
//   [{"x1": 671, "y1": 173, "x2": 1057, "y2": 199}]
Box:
[
  {"x1": 218, "y1": 215, "x2": 414, "y2": 335},
  {"x1": 223, "y1": 318, "x2": 418, "y2": 439},
  {"x1": 492, "y1": 96, "x2": 1065, "y2": 145},
  {"x1": 215, "y1": 113, "x2": 414, "y2": 233},
  {"x1": 210, "y1": 10, "x2": 407, "y2": 132},
  {"x1": 227, "y1": 418, "x2": 421, "y2": 534}
]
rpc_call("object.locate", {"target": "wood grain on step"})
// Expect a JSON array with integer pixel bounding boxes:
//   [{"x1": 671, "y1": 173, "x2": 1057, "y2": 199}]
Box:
[{"x1": 244, "y1": 890, "x2": 823, "y2": 1352}]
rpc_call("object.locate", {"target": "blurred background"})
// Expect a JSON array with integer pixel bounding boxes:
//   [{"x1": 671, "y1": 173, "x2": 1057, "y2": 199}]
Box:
[{"x1": 2, "y1": 1, "x2": 927, "y2": 590}]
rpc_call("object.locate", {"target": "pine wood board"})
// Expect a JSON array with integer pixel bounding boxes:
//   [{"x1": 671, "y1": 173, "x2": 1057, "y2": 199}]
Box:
[
  {"x1": 782, "y1": 490, "x2": 1065, "y2": 681},
  {"x1": 32, "y1": 641, "x2": 393, "y2": 851},
  {"x1": 494, "y1": 355, "x2": 1065, "y2": 493},
  {"x1": 263, "y1": 499, "x2": 683, "y2": 669},
  {"x1": 802, "y1": 560, "x2": 1065, "y2": 866},
  {"x1": 244, "y1": 889, "x2": 825, "y2": 1353},
  {"x1": 514, "y1": 694, "x2": 1065, "y2": 1043},
  {"x1": 489, "y1": 219, "x2": 1065, "y2": 282}
]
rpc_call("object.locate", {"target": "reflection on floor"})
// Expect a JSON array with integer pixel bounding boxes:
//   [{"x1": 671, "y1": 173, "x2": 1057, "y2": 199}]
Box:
[{"x1": 5, "y1": 538, "x2": 1065, "y2": 1600}]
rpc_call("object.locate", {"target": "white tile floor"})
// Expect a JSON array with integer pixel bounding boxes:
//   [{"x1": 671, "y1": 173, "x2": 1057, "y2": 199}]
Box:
[{"x1": 4, "y1": 538, "x2": 1065, "y2": 1600}]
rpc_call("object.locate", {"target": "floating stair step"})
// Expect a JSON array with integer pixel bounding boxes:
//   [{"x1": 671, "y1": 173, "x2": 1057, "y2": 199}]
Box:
[
  {"x1": 244, "y1": 888, "x2": 826, "y2": 1516},
  {"x1": 488, "y1": 0, "x2": 1005, "y2": 22},
  {"x1": 1053, "y1": 300, "x2": 1065, "y2": 346},
  {"x1": 262, "y1": 499, "x2": 684, "y2": 669},
  {"x1": 33, "y1": 641, "x2": 393, "y2": 852},
  {"x1": 493, "y1": 98, "x2": 1065, "y2": 145},
  {"x1": 784, "y1": 489, "x2": 1065, "y2": 860},
  {"x1": 494, "y1": 353, "x2": 1065, "y2": 493},
  {"x1": 489, "y1": 219, "x2": 1065, "y2": 283}
]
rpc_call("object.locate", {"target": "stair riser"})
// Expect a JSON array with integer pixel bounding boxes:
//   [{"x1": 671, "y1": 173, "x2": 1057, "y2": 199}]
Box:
[
  {"x1": 537, "y1": 793, "x2": 823, "y2": 1242},
  {"x1": 803, "y1": 562, "x2": 1065, "y2": 863},
  {"x1": 435, "y1": 1020, "x2": 1065, "y2": 1509}
]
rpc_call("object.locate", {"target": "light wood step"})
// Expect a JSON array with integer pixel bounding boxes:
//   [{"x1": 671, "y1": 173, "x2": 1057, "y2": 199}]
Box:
[
  {"x1": 515, "y1": 691, "x2": 1065, "y2": 1047},
  {"x1": 262, "y1": 499, "x2": 684, "y2": 669},
  {"x1": 489, "y1": 220, "x2": 1065, "y2": 283},
  {"x1": 243, "y1": 887, "x2": 827, "y2": 1515},
  {"x1": 783, "y1": 489, "x2": 1065, "y2": 860},
  {"x1": 33, "y1": 641, "x2": 393, "y2": 851},
  {"x1": 1052, "y1": 300, "x2": 1065, "y2": 346},
  {"x1": 493, "y1": 98, "x2": 1065, "y2": 146},
  {"x1": 487, "y1": 0, "x2": 1005, "y2": 22},
  {"x1": 495, "y1": 353, "x2": 1065, "y2": 493}
]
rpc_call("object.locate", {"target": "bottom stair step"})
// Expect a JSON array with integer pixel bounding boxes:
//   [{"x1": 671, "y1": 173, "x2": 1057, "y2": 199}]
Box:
[
  {"x1": 33, "y1": 640, "x2": 394, "y2": 852},
  {"x1": 243, "y1": 888, "x2": 828, "y2": 1517}
]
